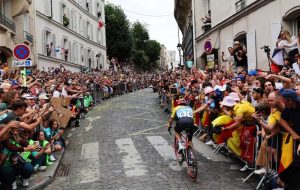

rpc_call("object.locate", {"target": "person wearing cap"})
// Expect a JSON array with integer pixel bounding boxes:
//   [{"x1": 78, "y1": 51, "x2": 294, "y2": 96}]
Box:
[
  {"x1": 38, "y1": 94, "x2": 49, "y2": 109},
  {"x1": 223, "y1": 92, "x2": 256, "y2": 171},
  {"x1": 246, "y1": 70, "x2": 257, "y2": 83},
  {"x1": 277, "y1": 89, "x2": 300, "y2": 189}
]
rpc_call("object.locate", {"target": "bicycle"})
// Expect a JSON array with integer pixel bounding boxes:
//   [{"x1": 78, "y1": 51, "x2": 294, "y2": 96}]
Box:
[{"x1": 172, "y1": 128, "x2": 198, "y2": 182}]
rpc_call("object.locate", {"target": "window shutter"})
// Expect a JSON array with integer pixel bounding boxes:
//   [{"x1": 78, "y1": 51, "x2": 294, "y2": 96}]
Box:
[
  {"x1": 68, "y1": 41, "x2": 71, "y2": 62},
  {"x1": 90, "y1": 24, "x2": 93, "y2": 41},
  {"x1": 52, "y1": 33, "x2": 56, "y2": 58},
  {"x1": 70, "y1": 10, "x2": 73, "y2": 30},
  {"x1": 73, "y1": 11, "x2": 76, "y2": 31},
  {"x1": 44, "y1": 0, "x2": 51, "y2": 17},
  {"x1": 91, "y1": 51, "x2": 94, "y2": 68},
  {"x1": 60, "y1": 3, "x2": 63, "y2": 24},
  {"x1": 42, "y1": 30, "x2": 47, "y2": 55},
  {"x1": 61, "y1": 38, "x2": 64, "y2": 60},
  {"x1": 246, "y1": 29, "x2": 256, "y2": 71}
]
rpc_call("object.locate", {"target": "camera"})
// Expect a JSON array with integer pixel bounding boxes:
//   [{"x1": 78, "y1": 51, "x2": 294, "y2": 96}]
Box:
[{"x1": 261, "y1": 45, "x2": 270, "y2": 55}]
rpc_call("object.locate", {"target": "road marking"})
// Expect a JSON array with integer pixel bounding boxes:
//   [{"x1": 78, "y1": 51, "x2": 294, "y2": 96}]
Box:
[
  {"x1": 85, "y1": 116, "x2": 101, "y2": 132},
  {"x1": 192, "y1": 139, "x2": 231, "y2": 162},
  {"x1": 128, "y1": 124, "x2": 167, "y2": 136},
  {"x1": 126, "y1": 117, "x2": 166, "y2": 123},
  {"x1": 125, "y1": 111, "x2": 156, "y2": 118},
  {"x1": 115, "y1": 138, "x2": 147, "y2": 177},
  {"x1": 146, "y1": 136, "x2": 181, "y2": 171},
  {"x1": 78, "y1": 142, "x2": 100, "y2": 184}
]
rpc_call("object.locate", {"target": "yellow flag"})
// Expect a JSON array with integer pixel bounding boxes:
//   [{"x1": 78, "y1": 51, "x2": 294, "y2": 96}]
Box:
[{"x1": 21, "y1": 68, "x2": 27, "y2": 87}]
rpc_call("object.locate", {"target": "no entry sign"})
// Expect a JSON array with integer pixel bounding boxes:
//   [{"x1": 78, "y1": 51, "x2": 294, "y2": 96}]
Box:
[{"x1": 13, "y1": 44, "x2": 31, "y2": 60}]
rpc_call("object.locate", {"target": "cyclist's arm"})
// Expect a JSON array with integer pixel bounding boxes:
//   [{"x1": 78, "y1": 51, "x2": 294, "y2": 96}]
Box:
[{"x1": 168, "y1": 117, "x2": 174, "y2": 128}]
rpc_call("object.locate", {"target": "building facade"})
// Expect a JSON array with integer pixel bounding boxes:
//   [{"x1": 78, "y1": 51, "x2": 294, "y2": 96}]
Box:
[
  {"x1": 166, "y1": 50, "x2": 176, "y2": 69},
  {"x1": 159, "y1": 44, "x2": 167, "y2": 70},
  {"x1": 174, "y1": 0, "x2": 195, "y2": 68},
  {"x1": 34, "y1": 0, "x2": 107, "y2": 72},
  {"x1": 175, "y1": 0, "x2": 300, "y2": 71},
  {"x1": 0, "y1": 0, "x2": 34, "y2": 69}
]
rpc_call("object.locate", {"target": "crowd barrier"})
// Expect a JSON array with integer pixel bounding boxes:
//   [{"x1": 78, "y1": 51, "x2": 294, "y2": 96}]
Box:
[{"x1": 156, "y1": 90, "x2": 298, "y2": 189}]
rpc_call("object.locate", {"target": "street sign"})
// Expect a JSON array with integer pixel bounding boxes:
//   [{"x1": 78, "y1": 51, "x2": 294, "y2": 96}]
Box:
[
  {"x1": 13, "y1": 44, "x2": 31, "y2": 60},
  {"x1": 12, "y1": 60, "x2": 32, "y2": 67},
  {"x1": 204, "y1": 40, "x2": 213, "y2": 54}
]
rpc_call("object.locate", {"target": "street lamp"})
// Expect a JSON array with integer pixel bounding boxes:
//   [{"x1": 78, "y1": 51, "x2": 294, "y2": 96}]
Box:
[{"x1": 177, "y1": 43, "x2": 182, "y2": 67}]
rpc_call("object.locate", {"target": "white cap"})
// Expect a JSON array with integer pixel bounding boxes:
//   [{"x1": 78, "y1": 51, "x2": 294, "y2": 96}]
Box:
[
  {"x1": 204, "y1": 86, "x2": 214, "y2": 95},
  {"x1": 229, "y1": 92, "x2": 240, "y2": 102},
  {"x1": 38, "y1": 94, "x2": 49, "y2": 100},
  {"x1": 220, "y1": 96, "x2": 236, "y2": 107}
]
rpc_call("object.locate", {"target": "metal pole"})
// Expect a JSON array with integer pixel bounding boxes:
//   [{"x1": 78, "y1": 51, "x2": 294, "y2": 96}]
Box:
[{"x1": 192, "y1": 0, "x2": 197, "y2": 68}]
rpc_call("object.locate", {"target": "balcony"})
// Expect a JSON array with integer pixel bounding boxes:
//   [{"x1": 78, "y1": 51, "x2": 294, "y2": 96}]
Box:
[
  {"x1": 0, "y1": 14, "x2": 16, "y2": 33},
  {"x1": 11, "y1": 0, "x2": 31, "y2": 17},
  {"x1": 24, "y1": 31, "x2": 33, "y2": 43}
]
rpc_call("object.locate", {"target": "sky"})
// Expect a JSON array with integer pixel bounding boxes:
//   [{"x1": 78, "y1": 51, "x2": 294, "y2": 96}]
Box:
[{"x1": 106, "y1": 0, "x2": 181, "y2": 55}]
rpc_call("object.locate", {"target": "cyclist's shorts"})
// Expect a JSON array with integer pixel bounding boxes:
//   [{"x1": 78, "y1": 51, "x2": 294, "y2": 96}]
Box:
[{"x1": 175, "y1": 118, "x2": 195, "y2": 141}]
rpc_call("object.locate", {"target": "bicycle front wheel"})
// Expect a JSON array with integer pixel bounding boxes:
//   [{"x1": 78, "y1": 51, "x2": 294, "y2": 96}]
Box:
[{"x1": 186, "y1": 147, "x2": 198, "y2": 182}]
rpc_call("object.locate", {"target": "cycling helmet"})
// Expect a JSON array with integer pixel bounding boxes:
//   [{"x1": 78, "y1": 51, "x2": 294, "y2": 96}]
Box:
[{"x1": 177, "y1": 98, "x2": 187, "y2": 105}]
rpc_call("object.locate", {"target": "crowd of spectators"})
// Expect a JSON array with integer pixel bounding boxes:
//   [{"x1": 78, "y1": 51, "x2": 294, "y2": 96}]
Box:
[
  {"x1": 0, "y1": 64, "x2": 154, "y2": 190},
  {"x1": 156, "y1": 61, "x2": 300, "y2": 189}
]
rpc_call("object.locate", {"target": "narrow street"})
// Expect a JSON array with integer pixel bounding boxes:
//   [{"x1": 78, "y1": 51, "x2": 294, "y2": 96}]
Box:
[{"x1": 45, "y1": 89, "x2": 257, "y2": 190}]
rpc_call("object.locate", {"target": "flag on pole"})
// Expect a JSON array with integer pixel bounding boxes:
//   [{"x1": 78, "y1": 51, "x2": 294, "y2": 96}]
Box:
[{"x1": 98, "y1": 20, "x2": 104, "y2": 29}]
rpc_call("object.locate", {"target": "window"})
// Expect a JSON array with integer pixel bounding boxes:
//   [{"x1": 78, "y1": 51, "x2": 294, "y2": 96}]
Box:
[
  {"x1": 80, "y1": 45, "x2": 84, "y2": 65},
  {"x1": 96, "y1": 2, "x2": 102, "y2": 19},
  {"x1": 42, "y1": 30, "x2": 55, "y2": 57},
  {"x1": 235, "y1": 0, "x2": 247, "y2": 12},
  {"x1": 97, "y1": 29, "x2": 102, "y2": 44},
  {"x1": 0, "y1": 1, "x2": 5, "y2": 15}
]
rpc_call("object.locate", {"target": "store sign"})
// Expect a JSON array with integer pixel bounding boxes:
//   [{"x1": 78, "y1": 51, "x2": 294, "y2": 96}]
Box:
[
  {"x1": 186, "y1": 60, "x2": 193, "y2": 68},
  {"x1": 206, "y1": 54, "x2": 215, "y2": 69},
  {"x1": 12, "y1": 60, "x2": 32, "y2": 67}
]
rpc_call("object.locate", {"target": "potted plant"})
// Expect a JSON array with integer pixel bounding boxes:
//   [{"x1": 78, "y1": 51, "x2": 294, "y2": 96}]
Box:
[{"x1": 63, "y1": 14, "x2": 69, "y2": 27}]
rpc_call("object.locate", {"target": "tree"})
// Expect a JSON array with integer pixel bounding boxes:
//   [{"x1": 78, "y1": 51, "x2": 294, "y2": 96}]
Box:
[
  {"x1": 105, "y1": 4, "x2": 133, "y2": 61},
  {"x1": 131, "y1": 22, "x2": 149, "y2": 51},
  {"x1": 131, "y1": 50, "x2": 150, "y2": 70},
  {"x1": 145, "y1": 40, "x2": 161, "y2": 64}
]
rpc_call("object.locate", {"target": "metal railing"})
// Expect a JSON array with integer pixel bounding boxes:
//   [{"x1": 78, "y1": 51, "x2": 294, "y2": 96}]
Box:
[
  {"x1": 235, "y1": 0, "x2": 247, "y2": 12},
  {"x1": 0, "y1": 14, "x2": 16, "y2": 33},
  {"x1": 24, "y1": 31, "x2": 33, "y2": 43}
]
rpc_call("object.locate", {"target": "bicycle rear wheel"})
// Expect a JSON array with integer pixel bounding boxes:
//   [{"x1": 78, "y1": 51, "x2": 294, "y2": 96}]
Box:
[{"x1": 186, "y1": 147, "x2": 198, "y2": 182}]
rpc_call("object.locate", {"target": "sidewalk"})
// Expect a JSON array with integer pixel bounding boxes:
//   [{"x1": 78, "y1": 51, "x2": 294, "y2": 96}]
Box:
[{"x1": 19, "y1": 151, "x2": 65, "y2": 190}]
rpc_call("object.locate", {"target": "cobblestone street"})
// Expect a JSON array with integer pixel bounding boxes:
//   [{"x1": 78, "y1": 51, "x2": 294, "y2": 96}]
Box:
[{"x1": 45, "y1": 89, "x2": 258, "y2": 190}]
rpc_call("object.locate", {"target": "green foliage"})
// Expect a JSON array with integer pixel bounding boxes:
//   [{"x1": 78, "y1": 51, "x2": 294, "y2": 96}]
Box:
[
  {"x1": 105, "y1": 5, "x2": 161, "y2": 71},
  {"x1": 131, "y1": 22, "x2": 149, "y2": 50},
  {"x1": 105, "y1": 3, "x2": 133, "y2": 61},
  {"x1": 145, "y1": 40, "x2": 161, "y2": 64}
]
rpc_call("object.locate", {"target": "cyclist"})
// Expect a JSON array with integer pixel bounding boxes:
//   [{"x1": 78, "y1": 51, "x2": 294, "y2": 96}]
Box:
[{"x1": 168, "y1": 98, "x2": 195, "y2": 149}]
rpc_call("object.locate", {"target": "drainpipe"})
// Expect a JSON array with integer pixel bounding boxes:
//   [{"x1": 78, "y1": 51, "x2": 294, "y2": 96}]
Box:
[{"x1": 192, "y1": 0, "x2": 197, "y2": 68}]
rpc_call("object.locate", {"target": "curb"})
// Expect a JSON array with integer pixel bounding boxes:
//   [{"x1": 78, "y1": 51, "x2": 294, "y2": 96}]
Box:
[{"x1": 21, "y1": 150, "x2": 65, "y2": 190}]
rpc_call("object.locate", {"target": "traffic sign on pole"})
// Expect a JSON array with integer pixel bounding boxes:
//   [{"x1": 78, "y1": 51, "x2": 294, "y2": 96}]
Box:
[
  {"x1": 13, "y1": 44, "x2": 31, "y2": 60},
  {"x1": 12, "y1": 60, "x2": 32, "y2": 67}
]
